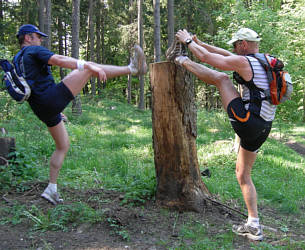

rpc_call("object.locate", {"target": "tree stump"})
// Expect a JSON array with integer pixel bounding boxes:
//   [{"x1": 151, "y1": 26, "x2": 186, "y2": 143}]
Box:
[
  {"x1": 0, "y1": 137, "x2": 16, "y2": 165},
  {"x1": 150, "y1": 62, "x2": 210, "y2": 212}
]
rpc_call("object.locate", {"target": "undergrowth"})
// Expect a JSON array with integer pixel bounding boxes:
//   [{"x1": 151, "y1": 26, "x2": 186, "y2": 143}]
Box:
[{"x1": 0, "y1": 94, "x2": 304, "y2": 248}]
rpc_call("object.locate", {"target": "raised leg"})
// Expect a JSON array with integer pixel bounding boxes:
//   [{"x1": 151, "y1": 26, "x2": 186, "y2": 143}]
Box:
[{"x1": 181, "y1": 58, "x2": 240, "y2": 110}]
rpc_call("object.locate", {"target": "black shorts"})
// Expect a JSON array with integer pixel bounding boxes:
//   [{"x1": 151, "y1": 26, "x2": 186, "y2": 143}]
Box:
[
  {"x1": 227, "y1": 97, "x2": 272, "y2": 152},
  {"x1": 28, "y1": 82, "x2": 74, "y2": 127}
]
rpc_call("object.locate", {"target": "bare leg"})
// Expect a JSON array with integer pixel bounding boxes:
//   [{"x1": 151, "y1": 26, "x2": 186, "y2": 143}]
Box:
[
  {"x1": 181, "y1": 58, "x2": 258, "y2": 216},
  {"x1": 47, "y1": 121, "x2": 70, "y2": 184},
  {"x1": 236, "y1": 146, "x2": 258, "y2": 218},
  {"x1": 63, "y1": 65, "x2": 130, "y2": 97},
  {"x1": 182, "y1": 58, "x2": 240, "y2": 110}
]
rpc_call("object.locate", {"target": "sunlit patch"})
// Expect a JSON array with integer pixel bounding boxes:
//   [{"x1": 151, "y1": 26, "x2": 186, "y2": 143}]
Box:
[{"x1": 207, "y1": 128, "x2": 219, "y2": 133}]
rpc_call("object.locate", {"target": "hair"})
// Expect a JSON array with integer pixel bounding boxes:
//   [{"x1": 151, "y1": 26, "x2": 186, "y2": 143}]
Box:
[
  {"x1": 17, "y1": 34, "x2": 26, "y2": 46},
  {"x1": 18, "y1": 33, "x2": 35, "y2": 46}
]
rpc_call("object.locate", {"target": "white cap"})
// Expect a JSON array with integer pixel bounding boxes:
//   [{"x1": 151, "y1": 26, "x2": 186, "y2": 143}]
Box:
[{"x1": 227, "y1": 28, "x2": 261, "y2": 45}]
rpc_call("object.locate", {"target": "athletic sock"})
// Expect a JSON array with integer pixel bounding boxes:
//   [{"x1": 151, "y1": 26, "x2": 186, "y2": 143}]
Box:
[
  {"x1": 47, "y1": 183, "x2": 57, "y2": 193},
  {"x1": 175, "y1": 56, "x2": 189, "y2": 66},
  {"x1": 247, "y1": 216, "x2": 260, "y2": 228}
]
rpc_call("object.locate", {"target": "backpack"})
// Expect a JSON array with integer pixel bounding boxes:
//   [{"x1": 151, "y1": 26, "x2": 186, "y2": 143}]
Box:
[
  {"x1": 0, "y1": 48, "x2": 33, "y2": 103},
  {"x1": 253, "y1": 53, "x2": 292, "y2": 105},
  {"x1": 234, "y1": 53, "x2": 293, "y2": 105}
]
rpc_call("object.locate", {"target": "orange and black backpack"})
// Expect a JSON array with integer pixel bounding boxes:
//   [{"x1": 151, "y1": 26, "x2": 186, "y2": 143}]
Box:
[{"x1": 234, "y1": 53, "x2": 293, "y2": 106}]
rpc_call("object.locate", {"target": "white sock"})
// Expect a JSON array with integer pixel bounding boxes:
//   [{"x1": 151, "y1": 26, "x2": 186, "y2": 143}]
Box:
[
  {"x1": 247, "y1": 216, "x2": 260, "y2": 228},
  {"x1": 47, "y1": 183, "x2": 57, "y2": 193},
  {"x1": 175, "y1": 56, "x2": 189, "y2": 66},
  {"x1": 128, "y1": 64, "x2": 137, "y2": 75}
]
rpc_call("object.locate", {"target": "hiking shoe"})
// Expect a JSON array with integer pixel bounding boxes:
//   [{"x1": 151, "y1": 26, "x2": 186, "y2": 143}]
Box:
[
  {"x1": 129, "y1": 45, "x2": 147, "y2": 76},
  {"x1": 166, "y1": 38, "x2": 187, "y2": 62},
  {"x1": 174, "y1": 55, "x2": 189, "y2": 66},
  {"x1": 41, "y1": 188, "x2": 63, "y2": 205},
  {"x1": 232, "y1": 223, "x2": 263, "y2": 241}
]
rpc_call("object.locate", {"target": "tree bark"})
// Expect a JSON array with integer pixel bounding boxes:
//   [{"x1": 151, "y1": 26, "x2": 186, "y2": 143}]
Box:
[
  {"x1": 0, "y1": 137, "x2": 15, "y2": 165},
  {"x1": 88, "y1": 0, "x2": 96, "y2": 96},
  {"x1": 138, "y1": 0, "x2": 145, "y2": 110},
  {"x1": 153, "y1": 0, "x2": 161, "y2": 62},
  {"x1": 44, "y1": 0, "x2": 51, "y2": 50},
  {"x1": 96, "y1": 0, "x2": 102, "y2": 95},
  {"x1": 71, "y1": 0, "x2": 82, "y2": 116},
  {"x1": 150, "y1": 62, "x2": 210, "y2": 212},
  {"x1": 38, "y1": 0, "x2": 45, "y2": 33},
  {"x1": 167, "y1": 0, "x2": 174, "y2": 48}
]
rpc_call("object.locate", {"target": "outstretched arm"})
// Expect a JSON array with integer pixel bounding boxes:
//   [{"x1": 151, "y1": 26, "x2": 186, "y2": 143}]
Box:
[
  {"x1": 192, "y1": 34, "x2": 233, "y2": 57},
  {"x1": 48, "y1": 54, "x2": 107, "y2": 82},
  {"x1": 176, "y1": 29, "x2": 249, "y2": 74}
]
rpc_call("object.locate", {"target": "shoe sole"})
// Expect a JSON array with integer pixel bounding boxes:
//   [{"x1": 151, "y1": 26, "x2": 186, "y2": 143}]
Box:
[
  {"x1": 166, "y1": 39, "x2": 180, "y2": 61},
  {"x1": 134, "y1": 45, "x2": 147, "y2": 75},
  {"x1": 232, "y1": 230, "x2": 264, "y2": 241},
  {"x1": 41, "y1": 193, "x2": 57, "y2": 205},
  {"x1": 166, "y1": 39, "x2": 187, "y2": 62}
]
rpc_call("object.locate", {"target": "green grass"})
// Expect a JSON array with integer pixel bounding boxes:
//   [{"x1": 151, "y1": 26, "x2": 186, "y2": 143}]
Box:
[{"x1": 0, "y1": 93, "x2": 304, "y2": 248}]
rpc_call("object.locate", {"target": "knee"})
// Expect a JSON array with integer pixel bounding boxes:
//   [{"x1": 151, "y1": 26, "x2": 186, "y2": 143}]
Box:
[
  {"x1": 57, "y1": 138, "x2": 70, "y2": 155},
  {"x1": 215, "y1": 72, "x2": 231, "y2": 86},
  {"x1": 235, "y1": 166, "x2": 250, "y2": 186}
]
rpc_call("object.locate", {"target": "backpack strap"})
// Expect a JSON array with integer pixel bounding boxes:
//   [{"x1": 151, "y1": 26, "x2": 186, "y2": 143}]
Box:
[
  {"x1": 253, "y1": 53, "x2": 274, "y2": 85},
  {"x1": 12, "y1": 47, "x2": 35, "y2": 86},
  {"x1": 13, "y1": 47, "x2": 27, "y2": 77}
]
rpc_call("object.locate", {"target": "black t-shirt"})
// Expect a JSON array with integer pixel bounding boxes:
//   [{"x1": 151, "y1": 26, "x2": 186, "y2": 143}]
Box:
[{"x1": 18, "y1": 45, "x2": 55, "y2": 95}]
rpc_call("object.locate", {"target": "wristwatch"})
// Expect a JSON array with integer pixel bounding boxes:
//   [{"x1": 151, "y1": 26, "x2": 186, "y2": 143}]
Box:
[{"x1": 185, "y1": 38, "x2": 193, "y2": 46}]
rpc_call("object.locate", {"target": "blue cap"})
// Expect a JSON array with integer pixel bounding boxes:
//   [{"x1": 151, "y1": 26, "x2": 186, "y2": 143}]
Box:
[{"x1": 17, "y1": 24, "x2": 48, "y2": 38}]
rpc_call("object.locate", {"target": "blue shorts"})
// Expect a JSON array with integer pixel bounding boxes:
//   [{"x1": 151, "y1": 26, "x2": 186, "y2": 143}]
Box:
[
  {"x1": 28, "y1": 82, "x2": 74, "y2": 127},
  {"x1": 227, "y1": 97, "x2": 272, "y2": 152}
]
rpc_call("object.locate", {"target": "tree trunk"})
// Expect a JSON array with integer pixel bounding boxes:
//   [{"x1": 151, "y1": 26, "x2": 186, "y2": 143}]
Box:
[
  {"x1": 101, "y1": 0, "x2": 106, "y2": 89},
  {"x1": 71, "y1": 0, "x2": 82, "y2": 116},
  {"x1": 167, "y1": 0, "x2": 174, "y2": 48},
  {"x1": 127, "y1": 0, "x2": 134, "y2": 102},
  {"x1": 58, "y1": 15, "x2": 65, "y2": 79},
  {"x1": 138, "y1": 0, "x2": 145, "y2": 110},
  {"x1": 150, "y1": 62, "x2": 210, "y2": 212},
  {"x1": 96, "y1": 0, "x2": 102, "y2": 95},
  {"x1": 43, "y1": 0, "x2": 51, "y2": 49},
  {"x1": 88, "y1": 0, "x2": 96, "y2": 96},
  {"x1": 153, "y1": 0, "x2": 161, "y2": 62},
  {"x1": 0, "y1": 137, "x2": 15, "y2": 165},
  {"x1": 38, "y1": 0, "x2": 45, "y2": 33}
]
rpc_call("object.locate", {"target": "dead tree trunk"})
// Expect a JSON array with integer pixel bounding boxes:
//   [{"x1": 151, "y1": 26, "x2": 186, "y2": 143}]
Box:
[
  {"x1": 150, "y1": 62, "x2": 210, "y2": 212},
  {"x1": 0, "y1": 137, "x2": 15, "y2": 165}
]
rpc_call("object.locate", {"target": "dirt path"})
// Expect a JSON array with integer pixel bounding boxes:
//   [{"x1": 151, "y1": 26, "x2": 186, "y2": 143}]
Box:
[
  {"x1": 1, "y1": 182, "x2": 304, "y2": 250},
  {"x1": 270, "y1": 133, "x2": 305, "y2": 157}
]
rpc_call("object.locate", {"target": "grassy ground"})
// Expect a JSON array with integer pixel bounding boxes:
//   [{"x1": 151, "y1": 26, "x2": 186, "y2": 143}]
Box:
[{"x1": 0, "y1": 93, "x2": 304, "y2": 249}]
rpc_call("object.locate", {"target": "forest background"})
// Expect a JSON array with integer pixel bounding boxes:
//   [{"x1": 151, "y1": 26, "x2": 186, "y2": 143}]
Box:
[
  {"x1": 0, "y1": 1, "x2": 305, "y2": 249},
  {"x1": 0, "y1": 0, "x2": 304, "y2": 122}
]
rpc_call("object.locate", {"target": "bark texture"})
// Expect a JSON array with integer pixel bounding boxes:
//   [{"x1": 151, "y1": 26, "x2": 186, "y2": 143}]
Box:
[
  {"x1": 150, "y1": 62, "x2": 210, "y2": 212},
  {"x1": 0, "y1": 137, "x2": 15, "y2": 165}
]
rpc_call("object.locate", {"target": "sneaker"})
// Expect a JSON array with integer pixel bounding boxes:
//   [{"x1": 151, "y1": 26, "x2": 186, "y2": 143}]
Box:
[
  {"x1": 129, "y1": 45, "x2": 147, "y2": 76},
  {"x1": 166, "y1": 38, "x2": 187, "y2": 62},
  {"x1": 41, "y1": 188, "x2": 63, "y2": 205},
  {"x1": 232, "y1": 223, "x2": 263, "y2": 241}
]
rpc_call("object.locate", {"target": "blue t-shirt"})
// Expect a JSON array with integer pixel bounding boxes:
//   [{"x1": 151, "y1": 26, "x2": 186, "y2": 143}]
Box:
[
  {"x1": 14, "y1": 46, "x2": 74, "y2": 127},
  {"x1": 18, "y1": 45, "x2": 55, "y2": 94}
]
